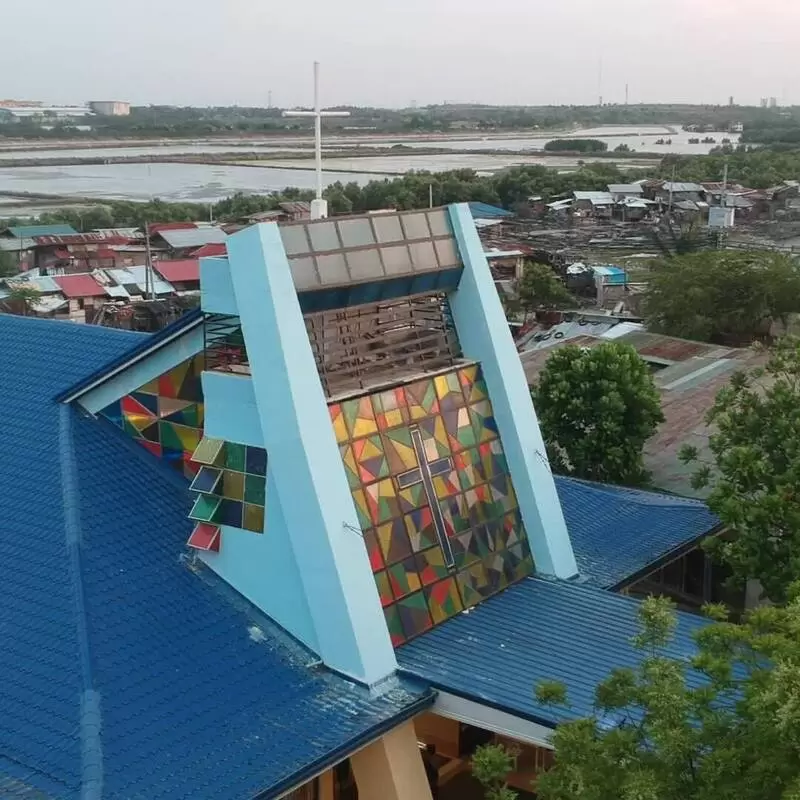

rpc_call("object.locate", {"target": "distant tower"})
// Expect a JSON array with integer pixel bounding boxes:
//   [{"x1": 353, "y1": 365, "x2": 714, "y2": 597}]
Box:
[
  {"x1": 729, "y1": 95, "x2": 734, "y2": 107},
  {"x1": 267, "y1": 90, "x2": 272, "y2": 109},
  {"x1": 625, "y1": 83, "x2": 629, "y2": 105},
  {"x1": 769, "y1": 97, "x2": 778, "y2": 108},
  {"x1": 760, "y1": 97, "x2": 768, "y2": 108}
]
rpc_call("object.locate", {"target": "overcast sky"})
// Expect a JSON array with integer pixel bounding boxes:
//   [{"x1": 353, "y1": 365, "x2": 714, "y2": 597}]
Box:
[{"x1": 4, "y1": 0, "x2": 798, "y2": 108}]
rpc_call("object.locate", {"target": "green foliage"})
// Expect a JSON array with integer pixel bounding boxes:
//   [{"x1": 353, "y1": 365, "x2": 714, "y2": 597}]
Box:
[
  {"x1": 515, "y1": 262, "x2": 575, "y2": 316},
  {"x1": 536, "y1": 680, "x2": 568, "y2": 706},
  {"x1": 472, "y1": 743, "x2": 519, "y2": 800},
  {"x1": 536, "y1": 593, "x2": 800, "y2": 800},
  {"x1": 644, "y1": 251, "x2": 800, "y2": 344},
  {"x1": 0, "y1": 251, "x2": 18, "y2": 278},
  {"x1": 544, "y1": 139, "x2": 608, "y2": 153},
  {"x1": 2, "y1": 284, "x2": 41, "y2": 316},
  {"x1": 533, "y1": 343, "x2": 664, "y2": 486},
  {"x1": 680, "y1": 339, "x2": 800, "y2": 604},
  {"x1": 655, "y1": 148, "x2": 800, "y2": 190}
]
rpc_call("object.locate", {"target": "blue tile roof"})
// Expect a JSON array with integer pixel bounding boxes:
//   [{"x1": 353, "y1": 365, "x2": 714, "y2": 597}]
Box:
[
  {"x1": 468, "y1": 202, "x2": 514, "y2": 219},
  {"x1": 397, "y1": 577, "x2": 709, "y2": 728},
  {"x1": 0, "y1": 314, "x2": 431, "y2": 800},
  {"x1": 556, "y1": 476, "x2": 720, "y2": 588},
  {"x1": 55, "y1": 307, "x2": 204, "y2": 402}
]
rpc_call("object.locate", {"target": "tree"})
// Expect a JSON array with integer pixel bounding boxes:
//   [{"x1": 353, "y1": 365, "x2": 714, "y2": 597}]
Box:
[
  {"x1": 515, "y1": 262, "x2": 575, "y2": 319},
  {"x1": 534, "y1": 593, "x2": 800, "y2": 800},
  {"x1": 0, "y1": 251, "x2": 18, "y2": 278},
  {"x1": 680, "y1": 338, "x2": 800, "y2": 604},
  {"x1": 533, "y1": 343, "x2": 664, "y2": 485},
  {"x1": 544, "y1": 139, "x2": 608, "y2": 153},
  {"x1": 473, "y1": 743, "x2": 518, "y2": 800},
  {"x1": 2, "y1": 285, "x2": 41, "y2": 316},
  {"x1": 644, "y1": 251, "x2": 800, "y2": 344}
]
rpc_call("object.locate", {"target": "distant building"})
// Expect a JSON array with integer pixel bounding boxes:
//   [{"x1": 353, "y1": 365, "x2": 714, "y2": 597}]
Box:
[
  {"x1": 769, "y1": 97, "x2": 778, "y2": 109},
  {"x1": 90, "y1": 100, "x2": 131, "y2": 116},
  {"x1": 0, "y1": 101, "x2": 91, "y2": 119}
]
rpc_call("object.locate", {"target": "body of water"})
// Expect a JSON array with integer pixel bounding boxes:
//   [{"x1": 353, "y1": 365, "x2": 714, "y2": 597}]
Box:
[
  {"x1": 396, "y1": 126, "x2": 740, "y2": 155},
  {"x1": 0, "y1": 163, "x2": 387, "y2": 202},
  {"x1": 0, "y1": 125, "x2": 738, "y2": 162},
  {"x1": 254, "y1": 152, "x2": 659, "y2": 175},
  {"x1": 0, "y1": 143, "x2": 312, "y2": 161}
]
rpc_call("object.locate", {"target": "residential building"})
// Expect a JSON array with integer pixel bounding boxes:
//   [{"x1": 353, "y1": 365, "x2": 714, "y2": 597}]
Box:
[
  {"x1": 154, "y1": 259, "x2": 201, "y2": 293},
  {"x1": 607, "y1": 183, "x2": 644, "y2": 202},
  {"x1": 572, "y1": 190, "x2": 615, "y2": 217},
  {"x1": 152, "y1": 225, "x2": 228, "y2": 257},
  {"x1": 1, "y1": 206, "x2": 723, "y2": 799},
  {"x1": 89, "y1": 101, "x2": 131, "y2": 116}
]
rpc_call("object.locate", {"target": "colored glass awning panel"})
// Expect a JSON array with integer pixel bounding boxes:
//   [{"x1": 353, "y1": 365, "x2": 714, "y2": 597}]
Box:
[
  {"x1": 191, "y1": 437, "x2": 225, "y2": 466},
  {"x1": 187, "y1": 523, "x2": 221, "y2": 552}
]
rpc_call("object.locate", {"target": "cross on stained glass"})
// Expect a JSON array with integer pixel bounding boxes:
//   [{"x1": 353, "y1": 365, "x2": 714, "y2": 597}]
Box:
[{"x1": 397, "y1": 427, "x2": 456, "y2": 568}]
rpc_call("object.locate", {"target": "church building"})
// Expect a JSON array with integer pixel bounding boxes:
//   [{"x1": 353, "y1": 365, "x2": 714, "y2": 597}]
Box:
[{"x1": 0, "y1": 205, "x2": 718, "y2": 799}]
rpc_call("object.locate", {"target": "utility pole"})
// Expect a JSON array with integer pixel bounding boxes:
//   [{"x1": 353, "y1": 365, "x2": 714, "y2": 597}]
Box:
[
  {"x1": 283, "y1": 62, "x2": 350, "y2": 219},
  {"x1": 667, "y1": 162, "x2": 677, "y2": 216},
  {"x1": 144, "y1": 221, "x2": 154, "y2": 301},
  {"x1": 429, "y1": 183, "x2": 434, "y2": 209}
]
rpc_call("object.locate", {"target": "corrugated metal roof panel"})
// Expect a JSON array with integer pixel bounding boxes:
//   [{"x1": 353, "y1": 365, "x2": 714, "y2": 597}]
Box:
[
  {"x1": 468, "y1": 202, "x2": 513, "y2": 219},
  {"x1": 0, "y1": 238, "x2": 36, "y2": 252},
  {"x1": 157, "y1": 227, "x2": 228, "y2": 249},
  {"x1": 662, "y1": 182, "x2": 705, "y2": 194},
  {"x1": 608, "y1": 183, "x2": 644, "y2": 194},
  {"x1": 398, "y1": 577, "x2": 709, "y2": 727},
  {"x1": 30, "y1": 294, "x2": 68, "y2": 313},
  {"x1": 52, "y1": 274, "x2": 107, "y2": 299},
  {"x1": 574, "y1": 191, "x2": 614, "y2": 204},
  {"x1": 8, "y1": 275, "x2": 61, "y2": 293},
  {"x1": 619, "y1": 331, "x2": 711, "y2": 362},
  {"x1": 3, "y1": 224, "x2": 78, "y2": 239},
  {"x1": 105, "y1": 266, "x2": 174, "y2": 295},
  {"x1": 154, "y1": 259, "x2": 200, "y2": 284}
]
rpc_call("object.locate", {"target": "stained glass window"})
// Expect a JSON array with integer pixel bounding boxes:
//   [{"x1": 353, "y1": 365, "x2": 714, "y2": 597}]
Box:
[
  {"x1": 99, "y1": 354, "x2": 205, "y2": 479},
  {"x1": 100, "y1": 354, "x2": 267, "y2": 551},
  {"x1": 329, "y1": 363, "x2": 534, "y2": 647},
  {"x1": 187, "y1": 439, "x2": 268, "y2": 535}
]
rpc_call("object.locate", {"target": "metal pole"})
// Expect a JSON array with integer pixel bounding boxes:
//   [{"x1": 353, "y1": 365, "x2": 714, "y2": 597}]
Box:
[
  {"x1": 721, "y1": 161, "x2": 729, "y2": 207},
  {"x1": 144, "y1": 221, "x2": 154, "y2": 301},
  {"x1": 314, "y1": 61, "x2": 322, "y2": 203},
  {"x1": 429, "y1": 183, "x2": 433, "y2": 209},
  {"x1": 668, "y1": 163, "x2": 676, "y2": 215}
]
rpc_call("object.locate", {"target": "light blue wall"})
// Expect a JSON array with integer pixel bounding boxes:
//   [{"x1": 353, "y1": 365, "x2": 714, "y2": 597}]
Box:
[
  {"x1": 199, "y1": 471, "x2": 319, "y2": 652},
  {"x1": 200, "y1": 256, "x2": 237, "y2": 315},
  {"x1": 202, "y1": 371, "x2": 261, "y2": 446},
  {"x1": 226, "y1": 223, "x2": 396, "y2": 685},
  {"x1": 78, "y1": 327, "x2": 204, "y2": 415},
  {"x1": 447, "y1": 203, "x2": 578, "y2": 579}
]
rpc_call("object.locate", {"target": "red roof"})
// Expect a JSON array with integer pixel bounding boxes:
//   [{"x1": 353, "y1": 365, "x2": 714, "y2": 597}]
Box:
[
  {"x1": 154, "y1": 259, "x2": 199, "y2": 283},
  {"x1": 148, "y1": 222, "x2": 198, "y2": 234},
  {"x1": 190, "y1": 242, "x2": 227, "y2": 258},
  {"x1": 53, "y1": 273, "x2": 107, "y2": 298}
]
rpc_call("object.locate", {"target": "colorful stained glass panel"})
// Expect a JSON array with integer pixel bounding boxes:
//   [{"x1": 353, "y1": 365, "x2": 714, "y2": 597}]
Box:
[{"x1": 329, "y1": 363, "x2": 535, "y2": 646}]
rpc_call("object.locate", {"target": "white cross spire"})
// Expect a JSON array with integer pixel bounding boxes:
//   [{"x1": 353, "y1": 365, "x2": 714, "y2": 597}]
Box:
[{"x1": 283, "y1": 62, "x2": 350, "y2": 219}]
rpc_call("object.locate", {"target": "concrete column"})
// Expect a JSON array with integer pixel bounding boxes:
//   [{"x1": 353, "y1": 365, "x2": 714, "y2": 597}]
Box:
[
  {"x1": 447, "y1": 203, "x2": 578, "y2": 579},
  {"x1": 350, "y1": 722, "x2": 433, "y2": 800},
  {"x1": 224, "y1": 223, "x2": 397, "y2": 685}
]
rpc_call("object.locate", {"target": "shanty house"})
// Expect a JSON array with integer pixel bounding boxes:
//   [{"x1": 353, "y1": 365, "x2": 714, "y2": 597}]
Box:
[
  {"x1": 607, "y1": 184, "x2": 644, "y2": 202},
  {"x1": 573, "y1": 191, "x2": 615, "y2": 218}
]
